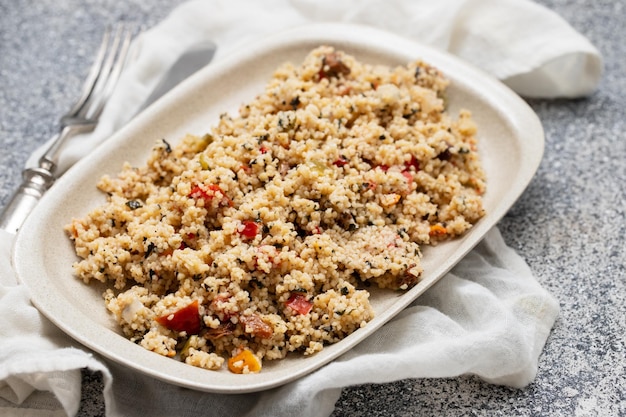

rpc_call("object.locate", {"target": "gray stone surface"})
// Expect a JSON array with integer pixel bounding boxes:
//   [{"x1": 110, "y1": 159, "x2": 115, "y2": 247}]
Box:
[{"x1": 1, "y1": 0, "x2": 624, "y2": 416}]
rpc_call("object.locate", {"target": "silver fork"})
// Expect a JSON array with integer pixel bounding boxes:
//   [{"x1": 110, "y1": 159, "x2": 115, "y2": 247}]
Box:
[{"x1": 0, "y1": 25, "x2": 134, "y2": 234}]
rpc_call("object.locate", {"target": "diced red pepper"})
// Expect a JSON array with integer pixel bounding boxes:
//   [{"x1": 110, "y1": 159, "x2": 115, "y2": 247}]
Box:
[
  {"x1": 189, "y1": 184, "x2": 214, "y2": 199},
  {"x1": 404, "y1": 155, "x2": 420, "y2": 171},
  {"x1": 156, "y1": 300, "x2": 201, "y2": 334},
  {"x1": 188, "y1": 184, "x2": 232, "y2": 207},
  {"x1": 333, "y1": 158, "x2": 349, "y2": 167},
  {"x1": 239, "y1": 220, "x2": 259, "y2": 239},
  {"x1": 259, "y1": 147, "x2": 269, "y2": 154},
  {"x1": 285, "y1": 293, "x2": 313, "y2": 315}
]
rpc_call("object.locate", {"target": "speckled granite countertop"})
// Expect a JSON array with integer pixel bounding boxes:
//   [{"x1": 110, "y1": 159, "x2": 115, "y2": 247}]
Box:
[{"x1": 1, "y1": 0, "x2": 624, "y2": 416}]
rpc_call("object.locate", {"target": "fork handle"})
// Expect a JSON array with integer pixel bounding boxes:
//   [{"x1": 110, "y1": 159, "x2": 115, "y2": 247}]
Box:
[
  {"x1": 0, "y1": 167, "x2": 56, "y2": 234},
  {"x1": 39, "y1": 124, "x2": 93, "y2": 173}
]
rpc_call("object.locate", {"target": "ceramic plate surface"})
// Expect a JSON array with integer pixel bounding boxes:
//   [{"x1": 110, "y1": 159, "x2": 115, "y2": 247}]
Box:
[{"x1": 13, "y1": 23, "x2": 544, "y2": 393}]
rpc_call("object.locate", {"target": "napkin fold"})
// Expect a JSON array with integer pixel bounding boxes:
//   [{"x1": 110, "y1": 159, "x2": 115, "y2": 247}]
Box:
[{"x1": 2, "y1": 0, "x2": 601, "y2": 416}]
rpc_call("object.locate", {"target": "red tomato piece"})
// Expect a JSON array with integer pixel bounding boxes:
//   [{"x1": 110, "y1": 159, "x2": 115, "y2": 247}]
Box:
[
  {"x1": 189, "y1": 184, "x2": 222, "y2": 199},
  {"x1": 285, "y1": 293, "x2": 313, "y2": 315},
  {"x1": 156, "y1": 300, "x2": 202, "y2": 334},
  {"x1": 206, "y1": 184, "x2": 222, "y2": 193},
  {"x1": 239, "y1": 221, "x2": 259, "y2": 239}
]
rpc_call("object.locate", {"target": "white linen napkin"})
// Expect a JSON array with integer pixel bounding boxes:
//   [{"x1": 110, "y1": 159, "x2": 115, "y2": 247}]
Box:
[{"x1": 1, "y1": 0, "x2": 600, "y2": 416}]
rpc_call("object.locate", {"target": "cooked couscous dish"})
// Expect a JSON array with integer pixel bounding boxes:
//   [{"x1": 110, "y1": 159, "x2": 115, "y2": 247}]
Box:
[{"x1": 65, "y1": 46, "x2": 486, "y2": 373}]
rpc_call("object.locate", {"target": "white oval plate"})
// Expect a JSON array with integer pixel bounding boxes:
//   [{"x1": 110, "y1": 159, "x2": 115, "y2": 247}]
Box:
[{"x1": 13, "y1": 23, "x2": 544, "y2": 393}]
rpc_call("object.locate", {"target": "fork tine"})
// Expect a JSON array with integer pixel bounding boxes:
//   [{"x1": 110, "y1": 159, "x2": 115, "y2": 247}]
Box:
[
  {"x1": 81, "y1": 24, "x2": 134, "y2": 120},
  {"x1": 65, "y1": 27, "x2": 112, "y2": 118}
]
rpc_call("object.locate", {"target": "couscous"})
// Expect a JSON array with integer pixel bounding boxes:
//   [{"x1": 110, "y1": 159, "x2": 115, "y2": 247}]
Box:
[{"x1": 65, "y1": 46, "x2": 486, "y2": 373}]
